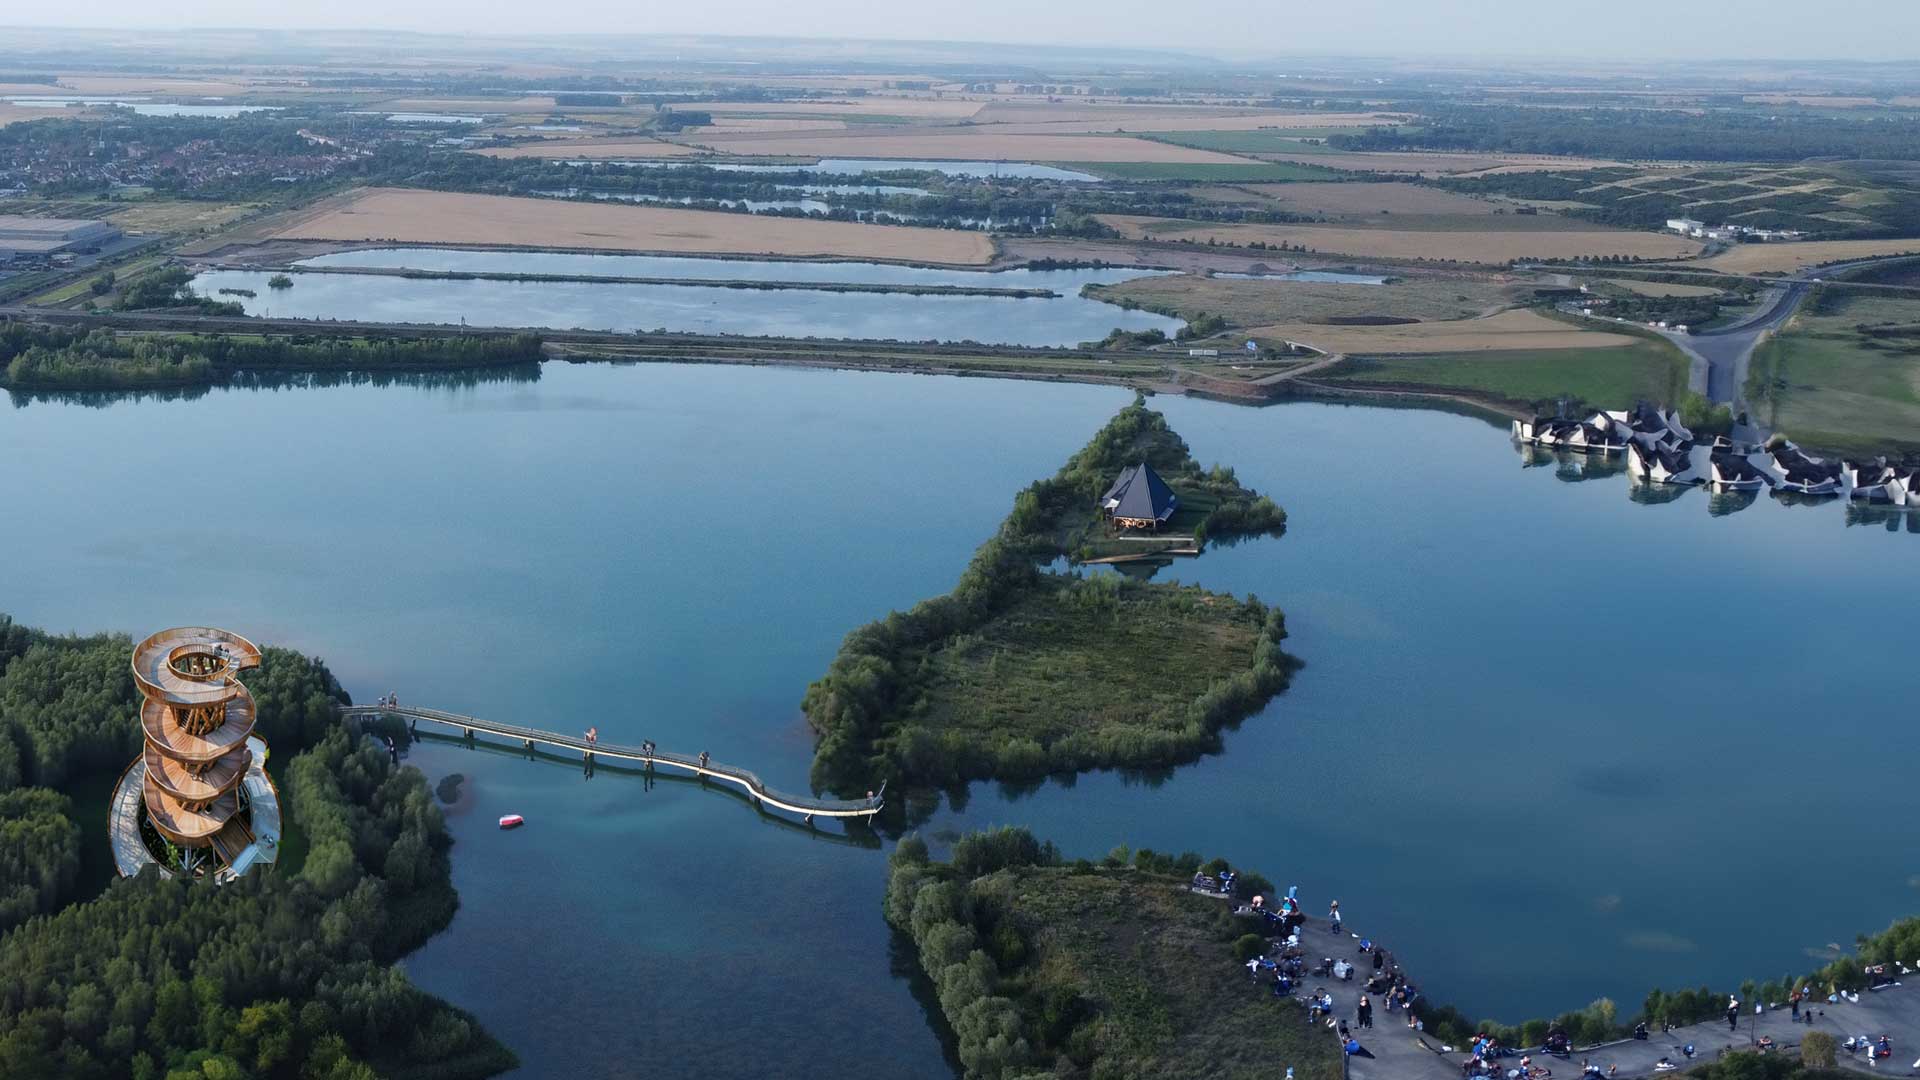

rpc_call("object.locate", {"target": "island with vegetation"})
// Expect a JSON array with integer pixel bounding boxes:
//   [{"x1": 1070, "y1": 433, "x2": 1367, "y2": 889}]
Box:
[
  {"x1": 885, "y1": 826, "x2": 1340, "y2": 1080},
  {"x1": 804, "y1": 399, "x2": 1290, "y2": 796},
  {"x1": 0, "y1": 323, "x2": 544, "y2": 392},
  {"x1": 0, "y1": 614, "x2": 514, "y2": 1080}
]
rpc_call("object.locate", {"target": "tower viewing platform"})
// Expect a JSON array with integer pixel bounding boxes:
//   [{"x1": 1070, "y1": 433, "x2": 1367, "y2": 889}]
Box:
[{"x1": 111, "y1": 627, "x2": 283, "y2": 880}]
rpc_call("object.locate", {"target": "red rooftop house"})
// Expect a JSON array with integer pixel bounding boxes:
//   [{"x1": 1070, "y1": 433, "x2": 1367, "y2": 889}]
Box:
[{"x1": 1101, "y1": 462, "x2": 1179, "y2": 531}]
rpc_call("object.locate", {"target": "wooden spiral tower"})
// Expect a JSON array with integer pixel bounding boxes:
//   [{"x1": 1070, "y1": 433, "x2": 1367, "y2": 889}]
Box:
[{"x1": 130, "y1": 627, "x2": 264, "y2": 873}]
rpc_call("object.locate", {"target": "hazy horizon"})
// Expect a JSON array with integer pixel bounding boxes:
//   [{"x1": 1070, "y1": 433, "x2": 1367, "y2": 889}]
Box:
[{"x1": 5, "y1": 1, "x2": 1919, "y2": 65}]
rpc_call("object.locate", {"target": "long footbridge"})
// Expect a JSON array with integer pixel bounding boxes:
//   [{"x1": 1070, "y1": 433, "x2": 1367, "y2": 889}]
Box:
[{"x1": 338, "y1": 705, "x2": 882, "y2": 820}]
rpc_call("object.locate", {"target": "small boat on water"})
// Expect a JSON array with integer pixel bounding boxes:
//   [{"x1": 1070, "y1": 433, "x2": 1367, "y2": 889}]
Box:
[{"x1": 498, "y1": 814, "x2": 525, "y2": 830}]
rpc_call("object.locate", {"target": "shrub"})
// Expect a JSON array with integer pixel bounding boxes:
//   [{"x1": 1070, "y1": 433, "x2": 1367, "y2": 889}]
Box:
[{"x1": 1801, "y1": 1030, "x2": 1836, "y2": 1068}]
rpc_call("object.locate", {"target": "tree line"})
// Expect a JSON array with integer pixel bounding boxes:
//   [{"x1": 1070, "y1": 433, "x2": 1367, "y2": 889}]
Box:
[
  {"x1": 0, "y1": 322, "x2": 543, "y2": 391},
  {"x1": 1333, "y1": 105, "x2": 1920, "y2": 163}
]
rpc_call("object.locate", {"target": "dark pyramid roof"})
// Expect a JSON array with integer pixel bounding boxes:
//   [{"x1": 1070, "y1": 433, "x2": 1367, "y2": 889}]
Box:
[{"x1": 1102, "y1": 462, "x2": 1179, "y2": 522}]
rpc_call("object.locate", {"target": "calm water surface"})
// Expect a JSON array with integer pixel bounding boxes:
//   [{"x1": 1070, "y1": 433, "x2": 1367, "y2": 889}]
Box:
[
  {"x1": 4, "y1": 96, "x2": 280, "y2": 117},
  {"x1": 189, "y1": 252, "x2": 1179, "y2": 346},
  {"x1": 2, "y1": 365, "x2": 1912, "y2": 1076}
]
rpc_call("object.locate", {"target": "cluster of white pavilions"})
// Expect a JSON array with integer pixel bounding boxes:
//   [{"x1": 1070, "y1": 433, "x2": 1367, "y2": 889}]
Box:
[{"x1": 1512, "y1": 407, "x2": 1920, "y2": 505}]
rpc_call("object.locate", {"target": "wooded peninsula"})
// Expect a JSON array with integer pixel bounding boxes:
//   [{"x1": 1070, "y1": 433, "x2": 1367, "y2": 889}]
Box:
[{"x1": 803, "y1": 399, "x2": 1291, "y2": 796}]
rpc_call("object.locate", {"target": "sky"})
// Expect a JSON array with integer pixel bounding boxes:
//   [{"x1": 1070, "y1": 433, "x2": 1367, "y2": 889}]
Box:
[{"x1": 8, "y1": 0, "x2": 1920, "y2": 62}]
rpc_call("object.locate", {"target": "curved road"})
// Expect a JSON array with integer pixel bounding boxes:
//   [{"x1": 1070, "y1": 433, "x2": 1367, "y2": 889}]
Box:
[{"x1": 1647, "y1": 255, "x2": 1913, "y2": 407}]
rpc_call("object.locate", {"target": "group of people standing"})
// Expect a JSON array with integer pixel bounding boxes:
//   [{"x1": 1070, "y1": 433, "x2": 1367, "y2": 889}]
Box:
[{"x1": 1228, "y1": 884, "x2": 1425, "y2": 1066}]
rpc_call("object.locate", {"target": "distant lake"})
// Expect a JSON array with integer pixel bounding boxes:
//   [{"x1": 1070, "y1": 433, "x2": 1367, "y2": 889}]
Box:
[
  {"x1": 188, "y1": 249, "x2": 1179, "y2": 346},
  {"x1": 570, "y1": 158, "x2": 1103, "y2": 181},
  {"x1": 5, "y1": 95, "x2": 281, "y2": 118},
  {"x1": 534, "y1": 189, "x2": 834, "y2": 214},
  {"x1": 3, "y1": 365, "x2": 1913, "y2": 1077},
  {"x1": 357, "y1": 111, "x2": 487, "y2": 124}
]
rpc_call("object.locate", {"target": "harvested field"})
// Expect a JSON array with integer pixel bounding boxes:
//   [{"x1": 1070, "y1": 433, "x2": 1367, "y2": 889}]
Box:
[
  {"x1": 1236, "y1": 181, "x2": 1508, "y2": 217},
  {"x1": 109, "y1": 200, "x2": 259, "y2": 233},
  {"x1": 0, "y1": 104, "x2": 97, "y2": 127},
  {"x1": 700, "y1": 99, "x2": 985, "y2": 119},
  {"x1": 1086, "y1": 272, "x2": 1521, "y2": 327},
  {"x1": 970, "y1": 109, "x2": 1400, "y2": 134},
  {"x1": 56, "y1": 75, "x2": 260, "y2": 96},
  {"x1": 264, "y1": 188, "x2": 995, "y2": 264},
  {"x1": 680, "y1": 131, "x2": 1252, "y2": 163},
  {"x1": 1244, "y1": 309, "x2": 1640, "y2": 353},
  {"x1": 1702, "y1": 239, "x2": 1920, "y2": 275},
  {"x1": 1744, "y1": 94, "x2": 1881, "y2": 108},
  {"x1": 701, "y1": 118, "x2": 849, "y2": 132},
  {"x1": 1096, "y1": 215, "x2": 1702, "y2": 264},
  {"x1": 474, "y1": 139, "x2": 709, "y2": 160},
  {"x1": 380, "y1": 96, "x2": 559, "y2": 114}
]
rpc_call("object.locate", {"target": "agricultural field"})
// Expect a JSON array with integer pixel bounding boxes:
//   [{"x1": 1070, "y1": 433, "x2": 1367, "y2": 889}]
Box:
[
  {"x1": 676, "y1": 131, "x2": 1255, "y2": 163},
  {"x1": 1244, "y1": 308, "x2": 1641, "y2": 354},
  {"x1": 474, "y1": 139, "x2": 708, "y2": 159},
  {"x1": 696, "y1": 98, "x2": 989, "y2": 120},
  {"x1": 1085, "y1": 272, "x2": 1523, "y2": 329},
  {"x1": 1746, "y1": 292, "x2": 1920, "y2": 456},
  {"x1": 1073, "y1": 161, "x2": 1342, "y2": 182},
  {"x1": 1599, "y1": 278, "x2": 1727, "y2": 298},
  {"x1": 263, "y1": 188, "x2": 996, "y2": 263},
  {"x1": 968, "y1": 104, "x2": 1397, "y2": 131},
  {"x1": 1444, "y1": 162, "x2": 1920, "y2": 238},
  {"x1": 1096, "y1": 215, "x2": 1703, "y2": 264},
  {"x1": 1247, "y1": 149, "x2": 1623, "y2": 176},
  {"x1": 0, "y1": 103, "x2": 101, "y2": 127},
  {"x1": 1317, "y1": 341, "x2": 1688, "y2": 411},
  {"x1": 1702, "y1": 238, "x2": 1920, "y2": 275},
  {"x1": 107, "y1": 200, "x2": 261, "y2": 234},
  {"x1": 1144, "y1": 127, "x2": 1385, "y2": 153},
  {"x1": 55, "y1": 75, "x2": 262, "y2": 96},
  {"x1": 1232, "y1": 181, "x2": 1510, "y2": 218}
]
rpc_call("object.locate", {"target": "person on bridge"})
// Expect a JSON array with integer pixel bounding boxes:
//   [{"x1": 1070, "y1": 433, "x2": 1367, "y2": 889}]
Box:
[
  {"x1": 586, "y1": 726, "x2": 598, "y2": 747},
  {"x1": 698, "y1": 751, "x2": 709, "y2": 770}
]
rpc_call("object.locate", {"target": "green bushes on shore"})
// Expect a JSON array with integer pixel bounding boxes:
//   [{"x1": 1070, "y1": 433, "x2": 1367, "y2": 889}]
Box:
[
  {"x1": 804, "y1": 399, "x2": 1291, "y2": 795},
  {"x1": 886, "y1": 827, "x2": 1340, "y2": 1080},
  {"x1": 0, "y1": 323, "x2": 544, "y2": 391}
]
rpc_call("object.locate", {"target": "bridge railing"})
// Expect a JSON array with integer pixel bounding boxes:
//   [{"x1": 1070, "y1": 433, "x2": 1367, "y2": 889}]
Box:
[{"x1": 340, "y1": 705, "x2": 879, "y2": 817}]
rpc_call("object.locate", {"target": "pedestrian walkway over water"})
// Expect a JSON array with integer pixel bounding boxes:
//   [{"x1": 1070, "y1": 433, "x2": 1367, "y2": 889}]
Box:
[{"x1": 338, "y1": 704, "x2": 882, "y2": 820}]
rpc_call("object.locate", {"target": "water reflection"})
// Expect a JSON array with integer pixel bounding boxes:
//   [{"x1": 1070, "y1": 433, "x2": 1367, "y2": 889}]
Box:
[
  {"x1": 7, "y1": 364, "x2": 541, "y2": 410},
  {"x1": 1626, "y1": 480, "x2": 1690, "y2": 506},
  {"x1": 411, "y1": 730, "x2": 881, "y2": 849},
  {"x1": 1706, "y1": 489, "x2": 1760, "y2": 517}
]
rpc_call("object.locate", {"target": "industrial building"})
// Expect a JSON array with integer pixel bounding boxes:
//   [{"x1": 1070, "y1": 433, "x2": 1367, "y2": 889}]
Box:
[{"x1": 0, "y1": 214, "x2": 122, "y2": 263}]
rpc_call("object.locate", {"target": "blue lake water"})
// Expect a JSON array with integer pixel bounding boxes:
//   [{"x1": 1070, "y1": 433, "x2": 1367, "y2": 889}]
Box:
[
  {"x1": 363, "y1": 112, "x2": 487, "y2": 124},
  {"x1": 534, "y1": 188, "x2": 834, "y2": 214},
  {"x1": 188, "y1": 251, "x2": 1179, "y2": 346},
  {"x1": 2, "y1": 364, "x2": 1913, "y2": 1076}
]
